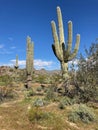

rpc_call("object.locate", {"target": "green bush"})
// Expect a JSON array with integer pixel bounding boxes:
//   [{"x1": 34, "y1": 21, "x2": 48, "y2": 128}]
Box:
[
  {"x1": 58, "y1": 101, "x2": 65, "y2": 109},
  {"x1": 68, "y1": 104, "x2": 96, "y2": 123},
  {"x1": 28, "y1": 107, "x2": 65, "y2": 130},
  {"x1": 60, "y1": 96, "x2": 74, "y2": 106},
  {"x1": 28, "y1": 107, "x2": 43, "y2": 121},
  {"x1": 28, "y1": 107, "x2": 53, "y2": 122},
  {"x1": 36, "y1": 74, "x2": 48, "y2": 84},
  {"x1": 0, "y1": 75, "x2": 13, "y2": 87},
  {"x1": 45, "y1": 86, "x2": 57, "y2": 101},
  {"x1": 33, "y1": 98, "x2": 44, "y2": 107},
  {"x1": 26, "y1": 88, "x2": 35, "y2": 97},
  {"x1": 23, "y1": 96, "x2": 32, "y2": 103},
  {"x1": 76, "y1": 43, "x2": 98, "y2": 102},
  {"x1": 36, "y1": 86, "x2": 42, "y2": 92},
  {"x1": 58, "y1": 96, "x2": 75, "y2": 109},
  {"x1": 0, "y1": 82, "x2": 5, "y2": 86},
  {"x1": 0, "y1": 86, "x2": 17, "y2": 102}
]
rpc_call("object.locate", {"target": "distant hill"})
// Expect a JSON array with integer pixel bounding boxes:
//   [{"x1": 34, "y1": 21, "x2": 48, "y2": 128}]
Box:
[
  {"x1": 34, "y1": 68, "x2": 61, "y2": 75},
  {"x1": 0, "y1": 66, "x2": 61, "y2": 76}
]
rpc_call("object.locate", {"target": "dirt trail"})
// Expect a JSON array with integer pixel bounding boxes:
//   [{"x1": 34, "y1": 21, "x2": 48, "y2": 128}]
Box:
[
  {"x1": 0, "y1": 89, "x2": 24, "y2": 107},
  {"x1": 0, "y1": 90, "x2": 32, "y2": 130},
  {"x1": 0, "y1": 98, "x2": 34, "y2": 130},
  {"x1": 0, "y1": 99, "x2": 23, "y2": 107}
]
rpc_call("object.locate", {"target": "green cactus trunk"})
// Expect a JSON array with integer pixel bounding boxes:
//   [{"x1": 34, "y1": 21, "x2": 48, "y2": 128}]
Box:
[
  {"x1": 14, "y1": 55, "x2": 19, "y2": 69},
  {"x1": 61, "y1": 62, "x2": 69, "y2": 80},
  {"x1": 51, "y1": 6, "x2": 80, "y2": 80},
  {"x1": 25, "y1": 36, "x2": 34, "y2": 88}
]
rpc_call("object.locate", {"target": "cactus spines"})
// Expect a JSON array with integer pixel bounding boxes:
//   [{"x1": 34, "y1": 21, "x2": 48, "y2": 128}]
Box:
[
  {"x1": 51, "y1": 6, "x2": 80, "y2": 80},
  {"x1": 26, "y1": 36, "x2": 34, "y2": 88}
]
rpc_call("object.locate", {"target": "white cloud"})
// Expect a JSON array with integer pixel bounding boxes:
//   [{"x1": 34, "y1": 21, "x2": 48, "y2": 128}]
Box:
[
  {"x1": 9, "y1": 59, "x2": 56, "y2": 70},
  {"x1": 10, "y1": 59, "x2": 26, "y2": 67},
  {"x1": 1, "y1": 58, "x2": 80, "y2": 70},
  {"x1": 68, "y1": 59, "x2": 79, "y2": 65},
  {"x1": 68, "y1": 59, "x2": 79, "y2": 70},
  {"x1": 34, "y1": 59, "x2": 53, "y2": 69},
  {"x1": 1, "y1": 59, "x2": 59, "y2": 70}
]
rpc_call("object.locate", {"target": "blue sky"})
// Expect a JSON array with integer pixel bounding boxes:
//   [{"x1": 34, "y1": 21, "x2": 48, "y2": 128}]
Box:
[{"x1": 0, "y1": 0, "x2": 98, "y2": 70}]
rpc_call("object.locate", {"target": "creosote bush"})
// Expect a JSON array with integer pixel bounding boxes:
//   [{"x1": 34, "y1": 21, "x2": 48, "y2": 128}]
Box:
[
  {"x1": 0, "y1": 75, "x2": 13, "y2": 87},
  {"x1": 44, "y1": 86, "x2": 58, "y2": 101},
  {"x1": 33, "y1": 98, "x2": 44, "y2": 107},
  {"x1": 25, "y1": 88, "x2": 35, "y2": 97},
  {"x1": 60, "y1": 96, "x2": 75, "y2": 106},
  {"x1": 36, "y1": 86, "x2": 43, "y2": 92},
  {"x1": 28, "y1": 107, "x2": 51, "y2": 122},
  {"x1": 28, "y1": 106, "x2": 65, "y2": 130},
  {"x1": 0, "y1": 86, "x2": 17, "y2": 102},
  {"x1": 68, "y1": 104, "x2": 96, "y2": 123},
  {"x1": 58, "y1": 101, "x2": 65, "y2": 109},
  {"x1": 32, "y1": 98, "x2": 49, "y2": 107}
]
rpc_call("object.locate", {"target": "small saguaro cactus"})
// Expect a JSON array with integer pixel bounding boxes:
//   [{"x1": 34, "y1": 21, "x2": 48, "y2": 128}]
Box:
[
  {"x1": 26, "y1": 36, "x2": 34, "y2": 88},
  {"x1": 14, "y1": 55, "x2": 19, "y2": 82},
  {"x1": 14, "y1": 55, "x2": 19, "y2": 69},
  {"x1": 51, "y1": 6, "x2": 80, "y2": 80}
]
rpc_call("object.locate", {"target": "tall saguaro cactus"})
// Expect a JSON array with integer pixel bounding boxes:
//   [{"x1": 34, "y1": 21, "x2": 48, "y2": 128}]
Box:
[
  {"x1": 26, "y1": 36, "x2": 34, "y2": 88},
  {"x1": 14, "y1": 55, "x2": 19, "y2": 69},
  {"x1": 51, "y1": 6, "x2": 80, "y2": 80}
]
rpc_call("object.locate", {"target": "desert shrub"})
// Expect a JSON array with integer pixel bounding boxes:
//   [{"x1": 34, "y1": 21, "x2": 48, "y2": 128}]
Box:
[
  {"x1": 76, "y1": 42, "x2": 98, "y2": 102},
  {"x1": 69, "y1": 42, "x2": 98, "y2": 103},
  {"x1": 33, "y1": 98, "x2": 44, "y2": 107},
  {"x1": 23, "y1": 97, "x2": 31, "y2": 103},
  {"x1": 58, "y1": 101, "x2": 65, "y2": 109},
  {"x1": 26, "y1": 88, "x2": 35, "y2": 97},
  {"x1": 35, "y1": 74, "x2": 49, "y2": 84},
  {"x1": 60, "y1": 96, "x2": 74, "y2": 106},
  {"x1": 0, "y1": 75, "x2": 13, "y2": 87},
  {"x1": 36, "y1": 86, "x2": 43, "y2": 92},
  {"x1": 45, "y1": 86, "x2": 57, "y2": 101},
  {"x1": 44, "y1": 87, "x2": 48, "y2": 93},
  {"x1": 87, "y1": 102, "x2": 98, "y2": 109},
  {"x1": 28, "y1": 107, "x2": 65, "y2": 130},
  {"x1": 0, "y1": 86, "x2": 16, "y2": 102},
  {"x1": 58, "y1": 96, "x2": 77, "y2": 109},
  {"x1": 68, "y1": 104, "x2": 96, "y2": 123},
  {"x1": 28, "y1": 107, "x2": 44, "y2": 121},
  {"x1": 32, "y1": 97, "x2": 49, "y2": 107},
  {"x1": 50, "y1": 73, "x2": 62, "y2": 84},
  {"x1": 28, "y1": 107, "x2": 53, "y2": 122},
  {"x1": 18, "y1": 69, "x2": 27, "y2": 82}
]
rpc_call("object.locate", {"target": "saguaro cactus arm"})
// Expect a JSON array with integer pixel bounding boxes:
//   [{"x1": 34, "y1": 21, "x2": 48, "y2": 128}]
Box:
[
  {"x1": 51, "y1": 21, "x2": 63, "y2": 61},
  {"x1": 57, "y1": 6, "x2": 65, "y2": 44},
  {"x1": 68, "y1": 34, "x2": 80, "y2": 61},
  {"x1": 67, "y1": 21, "x2": 72, "y2": 53}
]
